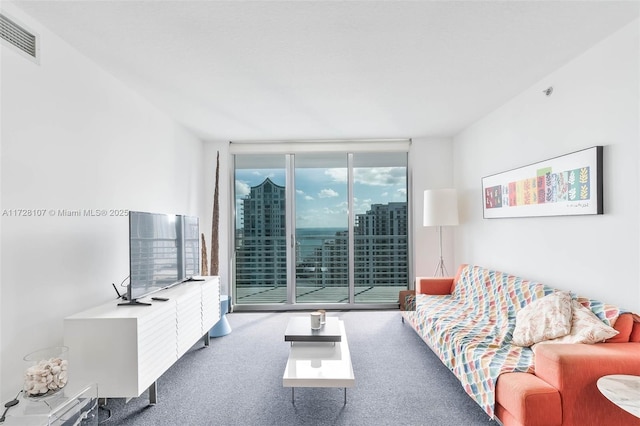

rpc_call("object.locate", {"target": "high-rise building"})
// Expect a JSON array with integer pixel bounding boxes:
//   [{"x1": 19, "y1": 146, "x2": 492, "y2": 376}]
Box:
[
  {"x1": 235, "y1": 178, "x2": 287, "y2": 287},
  {"x1": 354, "y1": 203, "x2": 408, "y2": 286}
]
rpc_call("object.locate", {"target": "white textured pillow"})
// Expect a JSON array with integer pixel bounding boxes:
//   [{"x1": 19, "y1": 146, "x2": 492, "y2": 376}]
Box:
[
  {"x1": 534, "y1": 299, "x2": 619, "y2": 346},
  {"x1": 512, "y1": 291, "x2": 573, "y2": 347}
]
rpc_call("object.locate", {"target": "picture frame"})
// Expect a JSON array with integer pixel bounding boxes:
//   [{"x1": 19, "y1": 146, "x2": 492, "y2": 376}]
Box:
[{"x1": 482, "y1": 146, "x2": 603, "y2": 219}]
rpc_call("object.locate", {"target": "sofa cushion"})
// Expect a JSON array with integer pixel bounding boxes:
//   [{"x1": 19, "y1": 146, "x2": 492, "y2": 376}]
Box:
[
  {"x1": 512, "y1": 291, "x2": 572, "y2": 347},
  {"x1": 417, "y1": 278, "x2": 453, "y2": 295},
  {"x1": 606, "y1": 313, "x2": 633, "y2": 343},
  {"x1": 533, "y1": 299, "x2": 618, "y2": 346}
]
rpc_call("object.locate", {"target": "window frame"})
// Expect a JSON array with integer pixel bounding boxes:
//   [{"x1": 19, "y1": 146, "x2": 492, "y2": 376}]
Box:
[{"x1": 230, "y1": 139, "x2": 414, "y2": 311}]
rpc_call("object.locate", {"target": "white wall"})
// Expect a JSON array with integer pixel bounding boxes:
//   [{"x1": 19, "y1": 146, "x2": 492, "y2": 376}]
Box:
[
  {"x1": 410, "y1": 138, "x2": 456, "y2": 279},
  {"x1": 0, "y1": 3, "x2": 204, "y2": 401},
  {"x1": 453, "y1": 20, "x2": 640, "y2": 311}
]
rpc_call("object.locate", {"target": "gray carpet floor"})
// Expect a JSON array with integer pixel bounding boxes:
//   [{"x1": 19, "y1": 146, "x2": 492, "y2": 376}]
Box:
[{"x1": 100, "y1": 311, "x2": 499, "y2": 425}]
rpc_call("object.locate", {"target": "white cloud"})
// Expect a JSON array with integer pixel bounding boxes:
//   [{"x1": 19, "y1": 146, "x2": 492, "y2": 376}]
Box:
[
  {"x1": 318, "y1": 188, "x2": 339, "y2": 198},
  {"x1": 354, "y1": 198, "x2": 374, "y2": 214},
  {"x1": 353, "y1": 167, "x2": 406, "y2": 186},
  {"x1": 325, "y1": 168, "x2": 347, "y2": 182},
  {"x1": 296, "y1": 189, "x2": 314, "y2": 200},
  {"x1": 325, "y1": 167, "x2": 406, "y2": 187},
  {"x1": 236, "y1": 181, "x2": 250, "y2": 196}
]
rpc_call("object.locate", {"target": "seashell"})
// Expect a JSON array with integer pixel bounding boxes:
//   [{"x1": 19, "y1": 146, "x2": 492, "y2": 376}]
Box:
[{"x1": 23, "y1": 352, "x2": 68, "y2": 397}]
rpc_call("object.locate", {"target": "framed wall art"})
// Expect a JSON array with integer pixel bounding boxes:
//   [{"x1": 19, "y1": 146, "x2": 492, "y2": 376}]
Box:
[{"x1": 482, "y1": 146, "x2": 603, "y2": 219}]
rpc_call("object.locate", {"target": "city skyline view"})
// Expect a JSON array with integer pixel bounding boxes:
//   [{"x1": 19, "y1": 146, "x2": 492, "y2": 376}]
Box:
[
  {"x1": 235, "y1": 164, "x2": 407, "y2": 229},
  {"x1": 235, "y1": 176, "x2": 408, "y2": 299},
  {"x1": 233, "y1": 152, "x2": 408, "y2": 305}
]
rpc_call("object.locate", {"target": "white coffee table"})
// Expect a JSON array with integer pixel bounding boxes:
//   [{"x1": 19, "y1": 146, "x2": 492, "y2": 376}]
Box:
[{"x1": 282, "y1": 317, "x2": 355, "y2": 404}]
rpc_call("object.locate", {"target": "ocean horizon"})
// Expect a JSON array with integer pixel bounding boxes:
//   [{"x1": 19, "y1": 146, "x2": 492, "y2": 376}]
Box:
[{"x1": 296, "y1": 227, "x2": 347, "y2": 259}]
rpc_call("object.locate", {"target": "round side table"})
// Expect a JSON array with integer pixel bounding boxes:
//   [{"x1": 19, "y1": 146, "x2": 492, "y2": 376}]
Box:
[
  {"x1": 209, "y1": 295, "x2": 232, "y2": 337},
  {"x1": 597, "y1": 374, "x2": 640, "y2": 418}
]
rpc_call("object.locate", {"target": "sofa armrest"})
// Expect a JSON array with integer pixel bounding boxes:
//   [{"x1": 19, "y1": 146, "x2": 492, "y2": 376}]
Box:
[
  {"x1": 495, "y1": 372, "x2": 561, "y2": 426},
  {"x1": 416, "y1": 276, "x2": 454, "y2": 295},
  {"x1": 398, "y1": 290, "x2": 415, "y2": 311},
  {"x1": 534, "y1": 343, "x2": 640, "y2": 426}
]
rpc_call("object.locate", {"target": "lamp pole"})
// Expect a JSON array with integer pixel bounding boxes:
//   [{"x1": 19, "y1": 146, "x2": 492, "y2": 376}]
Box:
[
  {"x1": 423, "y1": 188, "x2": 458, "y2": 278},
  {"x1": 433, "y1": 225, "x2": 448, "y2": 277}
]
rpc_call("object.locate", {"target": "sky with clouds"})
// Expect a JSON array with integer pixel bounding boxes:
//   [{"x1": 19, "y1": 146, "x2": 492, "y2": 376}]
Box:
[{"x1": 235, "y1": 163, "x2": 407, "y2": 229}]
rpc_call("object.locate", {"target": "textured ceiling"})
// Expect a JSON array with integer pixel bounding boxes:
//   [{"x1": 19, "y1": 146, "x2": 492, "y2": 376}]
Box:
[{"x1": 11, "y1": 1, "x2": 640, "y2": 141}]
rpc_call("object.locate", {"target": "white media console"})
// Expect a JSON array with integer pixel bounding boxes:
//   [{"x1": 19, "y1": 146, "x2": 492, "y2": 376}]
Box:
[{"x1": 63, "y1": 276, "x2": 220, "y2": 403}]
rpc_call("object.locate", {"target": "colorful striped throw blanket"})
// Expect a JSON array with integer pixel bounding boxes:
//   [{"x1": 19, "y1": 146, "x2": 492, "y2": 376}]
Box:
[{"x1": 402, "y1": 264, "x2": 620, "y2": 418}]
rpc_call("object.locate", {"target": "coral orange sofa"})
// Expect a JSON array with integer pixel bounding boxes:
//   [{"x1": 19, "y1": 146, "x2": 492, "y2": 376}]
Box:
[{"x1": 401, "y1": 264, "x2": 640, "y2": 426}]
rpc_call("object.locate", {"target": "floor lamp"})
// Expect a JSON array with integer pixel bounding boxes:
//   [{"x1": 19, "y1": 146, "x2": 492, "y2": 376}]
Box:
[{"x1": 423, "y1": 189, "x2": 459, "y2": 277}]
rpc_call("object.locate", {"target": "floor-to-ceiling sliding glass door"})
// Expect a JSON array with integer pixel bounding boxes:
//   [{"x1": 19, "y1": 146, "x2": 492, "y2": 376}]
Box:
[
  {"x1": 234, "y1": 154, "x2": 288, "y2": 304},
  {"x1": 232, "y1": 142, "x2": 409, "y2": 310},
  {"x1": 293, "y1": 153, "x2": 349, "y2": 303},
  {"x1": 352, "y1": 152, "x2": 408, "y2": 303}
]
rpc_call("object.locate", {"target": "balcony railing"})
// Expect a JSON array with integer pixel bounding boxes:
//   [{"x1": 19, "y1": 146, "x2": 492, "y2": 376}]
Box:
[
  {"x1": 235, "y1": 285, "x2": 406, "y2": 304},
  {"x1": 235, "y1": 229, "x2": 408, "y2": 304}
]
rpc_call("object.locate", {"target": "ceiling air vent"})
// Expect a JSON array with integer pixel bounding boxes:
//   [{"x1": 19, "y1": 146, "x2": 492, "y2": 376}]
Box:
[{"x1": 0, "y1": 13, "x2": 38, "y2": 61}]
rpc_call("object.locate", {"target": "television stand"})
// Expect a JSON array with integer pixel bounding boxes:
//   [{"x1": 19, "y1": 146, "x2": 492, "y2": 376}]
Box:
[
  {"x1": 182, "y1": 276, "x2": 205, "y2": 282},
  {"x1": 64, "y1": 277, "x2": 220, "y2": 403},
  {"x1": 117, "y1": 300, "x2": 152, "y2": 306}
]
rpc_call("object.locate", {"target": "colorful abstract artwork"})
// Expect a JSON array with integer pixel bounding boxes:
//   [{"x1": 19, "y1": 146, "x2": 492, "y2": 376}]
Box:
[{"x1": 482, "y1": 146, "x2": 603, "y2": 218}]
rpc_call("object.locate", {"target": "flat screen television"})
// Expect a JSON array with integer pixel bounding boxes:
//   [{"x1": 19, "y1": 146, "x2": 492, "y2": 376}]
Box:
[{"x1": 120, "y1": 211, "x2": 200, "y2": 306}]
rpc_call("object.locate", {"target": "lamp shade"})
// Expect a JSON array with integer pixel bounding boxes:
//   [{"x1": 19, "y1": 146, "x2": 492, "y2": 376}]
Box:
[{"x1": 423, "y1": 189, "x2": 459, "y2": 227}]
